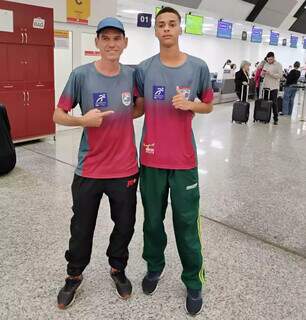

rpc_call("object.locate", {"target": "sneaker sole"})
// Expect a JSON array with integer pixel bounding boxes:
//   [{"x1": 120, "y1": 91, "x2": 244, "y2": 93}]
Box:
[
  {"x1": 184, "y1": 298, "x2": 204, "y2": 317},
  {"x1": 143, "y1": 269, "x2": 164, "y2": 296},
  {"x1": 57, "y1": 281, "x2": 83, "y2": 310}
]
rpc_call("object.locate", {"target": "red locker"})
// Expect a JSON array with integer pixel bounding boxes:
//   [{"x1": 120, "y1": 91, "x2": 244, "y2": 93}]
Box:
[{"x1": 0, "y1": 0, "x2": 55, "y2": 142}]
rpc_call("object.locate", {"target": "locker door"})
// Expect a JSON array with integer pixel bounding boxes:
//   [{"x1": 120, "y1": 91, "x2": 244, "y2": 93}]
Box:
[
  {"x1": 0, "y1": 0, "x2": 24, "y2": 44},
  {"x1": 0, "y1": 88, "x2": 27, "y2": 139},
  {"x1": 0, "y1": 44, "x2": 8, "y2": 82},
  {"x1": 26, "y1": 89, "x2": 55, "y2": 137},
  {"x1": 38, "y1": 46, "x2": 54, "y2": 83},
  {"x1": 7, "y1": 44, "x2": 26, "y2": 82},
  {"x1": 23, "y1": 45, "x2": 40, "y2": 82},
  {"x1": 21, "y1": 5, "x2": 54, "y2": 46}
]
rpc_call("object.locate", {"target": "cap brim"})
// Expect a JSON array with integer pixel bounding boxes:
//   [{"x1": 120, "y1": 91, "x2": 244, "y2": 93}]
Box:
[{"x1": 96, "y1": 26, "x2": 125, "y2": 35}]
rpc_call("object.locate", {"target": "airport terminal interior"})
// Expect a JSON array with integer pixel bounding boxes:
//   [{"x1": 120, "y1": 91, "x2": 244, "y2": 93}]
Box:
[{"x1": 1, "y1": 0, "x2": 306, "y2": 319}]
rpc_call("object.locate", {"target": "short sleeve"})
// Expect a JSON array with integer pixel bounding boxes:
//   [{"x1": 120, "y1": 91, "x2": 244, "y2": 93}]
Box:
[
  {"x1": 135, "y1": 65, "x2": 145, "y2": 98},
  {"x1": 197, "y1": 62, "x2": 214, "y2": 104},
  {"x1": 57, "y1": 70, "x2": 81, "y2": 112}
]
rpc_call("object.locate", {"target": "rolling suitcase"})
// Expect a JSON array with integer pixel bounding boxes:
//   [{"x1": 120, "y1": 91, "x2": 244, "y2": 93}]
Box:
[
  {"x1": 232, "y1": 85, "x2": 250, "y2": 124},
  {"x1": 253, "y1": 88, "x2": 272, "y2": 123}
]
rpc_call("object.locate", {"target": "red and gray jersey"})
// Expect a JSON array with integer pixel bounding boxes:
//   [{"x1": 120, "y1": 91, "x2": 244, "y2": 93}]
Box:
[
  {"x1": 58, "y1": 62, "x2": 138, "y2": 179},
  {"x1": 135, "y1": 54, "x2": 213, "y2": 170}
]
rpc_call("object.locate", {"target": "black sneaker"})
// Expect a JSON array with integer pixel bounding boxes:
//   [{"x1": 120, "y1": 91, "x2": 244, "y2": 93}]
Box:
[
  {"x1": 142, "y1": 270, "x2": 164, "y2": 295},
  {"x1": 57, "y1": 275, "x2": 83, "y2": 309},
  {"x1": 185, "y1": 288, "x2": 203, "y2": 316},
  {"x1": 274, "y1": 121, "x2": 278, "y2": 125},
  {"x1": 110, "y1": 270, "x2": 132, "y2": 300}
]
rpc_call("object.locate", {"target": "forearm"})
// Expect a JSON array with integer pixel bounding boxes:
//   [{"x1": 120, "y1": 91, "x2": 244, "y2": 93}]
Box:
[
  {"x1": 53, "y1": 108, "x2": 83, "y2": 127},
  {"x1": 133, "y1": 97, "x2": 144, "y2": 119},
  {"x1": 187, "y1": 101, "x2": 213, "y2": 114}
]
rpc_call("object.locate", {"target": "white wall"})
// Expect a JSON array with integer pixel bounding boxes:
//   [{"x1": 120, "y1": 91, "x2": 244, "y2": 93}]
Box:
[{"x1": 9, "y1": 0, "x2": 117, "y2": 25}]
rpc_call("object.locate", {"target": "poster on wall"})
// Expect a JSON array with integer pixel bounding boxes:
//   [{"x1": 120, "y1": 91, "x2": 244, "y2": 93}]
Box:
[
  {"x1": 54, "y1": 29, "x2": 70, "y2": 49},
  {"x1": 67, "y1": 0, "x2": 90, "y2": 25},
  {"x1": 290, "y1": 35, "x2": 298, "y2": 48},
  {"x1": 217, "y1": 20, "x2": 232, "y2": 39},
  {"x1": 251, "y1": 27, "x2": 263, "y2": 43},
  {"x1": 269, "y1": 31, "x2": 279, "y2": 46}
]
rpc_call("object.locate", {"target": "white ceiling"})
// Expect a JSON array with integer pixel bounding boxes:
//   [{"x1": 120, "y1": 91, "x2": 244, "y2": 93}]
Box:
[{"x1": 117, "y1": 0, "x2": 306, "y2": 35}]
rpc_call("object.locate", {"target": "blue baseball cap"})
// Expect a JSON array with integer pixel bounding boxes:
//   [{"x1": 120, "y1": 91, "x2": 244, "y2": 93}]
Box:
[{"x1": 96, "y1": 17, "x2": 125, "y2": 35}]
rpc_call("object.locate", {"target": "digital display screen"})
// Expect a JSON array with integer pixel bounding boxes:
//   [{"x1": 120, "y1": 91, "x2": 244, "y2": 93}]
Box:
[
  {"x1": 185, "y1": 14, "x2": 203, "y2": 35},
  {"x1": 290, "y1": 35, "x2": 298, "y2": 48},
  {"x1": 217, "y1": 20, "x2": 232, "y2": 39},
  {"x1": 251, "y1": 27, "x2": 263, "y2": 43},
  {"x1": 269, "y1": 31, "x2": 279, "y2": 46}
]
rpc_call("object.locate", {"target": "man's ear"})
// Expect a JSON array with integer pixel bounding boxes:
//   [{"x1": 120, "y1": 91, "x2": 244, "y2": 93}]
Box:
[
  {"x1": 179, "y1": 26, "x2": 182, "y2": 35},
  {"x1": 95, "y1": 36, "x2": 99, "y2": 49},
  {"x1": 124, "y1": 36, "x2": 128, "y2": 49}
]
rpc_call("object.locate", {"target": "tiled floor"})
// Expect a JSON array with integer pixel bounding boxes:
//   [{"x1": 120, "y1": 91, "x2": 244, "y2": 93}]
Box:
[{"x1": 1, "y1": 101, "x2": 306, "y2": 319}]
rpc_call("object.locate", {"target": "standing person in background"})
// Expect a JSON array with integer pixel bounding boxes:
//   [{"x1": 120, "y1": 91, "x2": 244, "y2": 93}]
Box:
[
  {"x1": 282, "y1": 61, "x2": 301, "y2": 116},
  {"x1": 135, "y1": 6, "x2": 213, "y2": 316},
  {"x1": 255, "y1": 61, "x2": 265, "y2": 99},
  {"x1": 261, "y1": 52, "x2": 283, "y2": 125},
  {"x1": 235, "y1": 60, "x2": 251, "y2": 101},
  {"x1": 223, "y1": 59, "x2": 232, "y2": 70}
]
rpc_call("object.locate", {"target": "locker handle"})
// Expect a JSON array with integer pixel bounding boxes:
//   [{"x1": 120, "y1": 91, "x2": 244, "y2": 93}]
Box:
[
  {"x1": 3, "y1": 85, "x2": 13, "y2": 89},
  {"x1": 25, "y1": 33, "x2": 28, "y2": 44},
  {"x1": 27, "y1": 91, "x2": 30, "y2": 103},
  {"x1": 23, "y1": 91, "x2": 26, "y2": 102},
  {"x1": 21, "y1": 32, "x2": 24, "y2": 43}
]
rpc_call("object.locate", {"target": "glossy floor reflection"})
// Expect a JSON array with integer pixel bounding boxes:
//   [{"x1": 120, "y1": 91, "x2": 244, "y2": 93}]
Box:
[{"x1": 1, "y1": 100, "x2": 306, "y2": 319}]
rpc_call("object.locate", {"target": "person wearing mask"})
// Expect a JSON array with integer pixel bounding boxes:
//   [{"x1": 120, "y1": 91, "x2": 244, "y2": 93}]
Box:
[
  {"x1": 223, "y1": 59, "x2": 232, "y2": 70},
  {"x1": 261, "y1": 52, "x2": 283, "y2": 125},
  {"x1": 235, "y1": 60, "x2": 251, "y2": 101},
  {"x1": 254, "y1": 61, "x2": 265, "y2": 99},
  {"x1": 282, "y1": 61, "x2": 301, "y2": 116}
]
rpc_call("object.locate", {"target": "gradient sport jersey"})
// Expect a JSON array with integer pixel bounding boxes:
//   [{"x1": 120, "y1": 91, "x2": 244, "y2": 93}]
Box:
[
  {"x1": 58, "y1": 62, "x2": 138, "y2": 179},
  {"x1": 135, "y1": 54, "x2": 213, "y2": 169}
]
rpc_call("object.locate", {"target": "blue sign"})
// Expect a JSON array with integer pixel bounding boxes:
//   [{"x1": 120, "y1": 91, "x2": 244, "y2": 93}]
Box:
[
  {"x1": 217, "y1": 20, "x2": 232, "y2": 39},
  {"x1": 290, "y1": 35, "x2": 298, "y2": 48},
  {"x1": 93, "y1": 93, "x2": 108, "y2": 108},
  {"x1": 269, "y1": 31, "x2": 279, "y2": 46},
  {"x1": 152, "y1": 86, "x2": 165, "y2": 100},
  {"x1": 137, "y1": 13, "x2": 152, "y2": 28},
  {"x1": 251, "y1": 27, "x2": 263, "y2": 43},
  {"x1": 303, "y1": 38, "x2": 306, "y2": 49}
]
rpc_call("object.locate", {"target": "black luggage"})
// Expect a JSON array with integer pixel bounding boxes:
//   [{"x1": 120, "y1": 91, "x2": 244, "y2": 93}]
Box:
[
  {"x1": 277, "y1": 96, "x2": 283, "y2": 113},
  {"x1": 0, "y1": 104, "x2": 16, "y2": 175},
  {"x1": 232, "y1": 85, "x2": 250, "y2": 124},
  {"x1": 253, "y1": 89, "x2": 272, "y2": 123}
]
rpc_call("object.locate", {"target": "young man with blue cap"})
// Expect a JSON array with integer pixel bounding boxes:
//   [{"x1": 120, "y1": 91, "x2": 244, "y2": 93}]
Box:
[{"x1": 54, "y1": 17, "x2": 141, "y2": 308}]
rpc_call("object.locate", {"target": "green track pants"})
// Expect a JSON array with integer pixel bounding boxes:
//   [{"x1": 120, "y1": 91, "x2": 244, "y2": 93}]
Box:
[{"x1": 140, "y1": 165, "x2": 205, "y2": 290}]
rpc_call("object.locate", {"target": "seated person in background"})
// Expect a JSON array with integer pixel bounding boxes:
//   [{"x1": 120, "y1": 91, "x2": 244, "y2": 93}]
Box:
[
  {"x1": 282, "y1": 61, "x2": 301, "y2": 116},
  {"x1": 235, "y1": 60, "x2": 251, "y2": 101},
  {"x1": 0, "y1": 104, "x2": 16, "y2": 175}
]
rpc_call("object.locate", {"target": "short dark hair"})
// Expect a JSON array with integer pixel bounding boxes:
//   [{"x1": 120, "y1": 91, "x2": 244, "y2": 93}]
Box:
[
  {"x1": 294, "y1": 61, "x2": 300, "y2": 69},
  {"x1": 266, "y1": 52, "x2": 275, "y2": 58},
  {"x1": 96, "y1": 27, "x2": 125, "y2": 38},
  {"x1": 155, "y1": 6, "x2": 181, "y2": 23}
]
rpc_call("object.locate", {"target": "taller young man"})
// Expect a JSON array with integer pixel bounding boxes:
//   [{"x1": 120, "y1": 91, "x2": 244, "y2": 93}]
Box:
[
  {"x1": 135, "y1": 7, "x2": 213, "y2": 316},
  {"x1": 54, "y1": 18, "x2": 141, "y2": 309}
]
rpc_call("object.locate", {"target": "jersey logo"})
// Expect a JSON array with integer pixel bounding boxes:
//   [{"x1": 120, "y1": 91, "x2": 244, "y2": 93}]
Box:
[
  {"x1": 93, "y1": 92, "x2": 108, "y2": 108},
  {"x1": 153, "y1": 86, "x2": 165, "y2": 100},
  {"x1": 122, "y1": 91, "x2": 132, "y2": 106},
  {"x1": 176, "y1": 86, "x2": 191, "y2": 100},
  {"x1": 143, "y1": 143, "x2": 155, "y2": 155}
]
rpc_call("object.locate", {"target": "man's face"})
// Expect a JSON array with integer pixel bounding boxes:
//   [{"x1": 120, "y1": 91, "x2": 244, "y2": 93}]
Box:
[
  {"x1": 267, "y1": 56, "x2": 275, "y2": 64},
  {"x1": 155, "y1": 12, "x2": 182, "y2": 47},
  {"x1": 95, "y1": 28, "x2": 127, "y2": 61}
]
